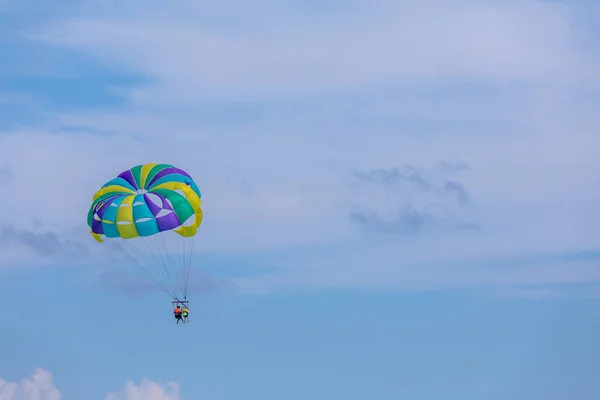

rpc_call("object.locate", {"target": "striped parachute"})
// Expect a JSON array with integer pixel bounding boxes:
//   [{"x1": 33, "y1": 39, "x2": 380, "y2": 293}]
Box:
[{"x1": 87, "y1": 163, "x2": 203, "y2": 301}]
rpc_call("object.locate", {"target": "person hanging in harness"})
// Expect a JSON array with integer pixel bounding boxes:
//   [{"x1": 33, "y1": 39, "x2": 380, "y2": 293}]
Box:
[
  {"x1": 182, "y1": 305, "x2": 189, "y2": 323},
  {"x1": 174, "y1": 304, "x2": 183, "y2": 324}
]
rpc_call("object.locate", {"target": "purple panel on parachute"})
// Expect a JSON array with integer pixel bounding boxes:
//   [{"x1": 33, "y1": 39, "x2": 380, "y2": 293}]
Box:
[
  {"x1": 146, "y1": 167, "x2": 191, "y2": 188},
  {"x1": 118, "y1": 169, "x2": 139, "y2": 190},
  {"x1": 156, "y1": 211, "x2": 181, "y2": 232},
  {"x1": 143, "y1": 193, "x2": 162, "y2": 217},
  {"x1": 143, "y1": 193, "x2": 180, "y2": 231},
  {"x1": 91, "y1": 218, "x2": 104, "y2": 234}
]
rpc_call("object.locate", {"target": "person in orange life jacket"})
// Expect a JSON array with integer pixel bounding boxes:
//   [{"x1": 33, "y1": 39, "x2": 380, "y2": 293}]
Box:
[{"x1": 174, "y1": 305, "x2": 182, "y2": 324}]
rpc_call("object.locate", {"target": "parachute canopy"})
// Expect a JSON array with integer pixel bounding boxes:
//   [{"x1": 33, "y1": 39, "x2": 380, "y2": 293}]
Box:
[{"x1": 87, "y1": 163, "x2": 203, "y2": 300}]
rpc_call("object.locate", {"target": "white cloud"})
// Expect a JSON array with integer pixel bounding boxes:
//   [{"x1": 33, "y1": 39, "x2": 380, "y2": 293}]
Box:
[
  {"x1": 0, "y1": 368, "x2": 60, "y2": 400},
  {"x1": 0, "y1": 369, "x2": 182, "y2": 400},
  {"x1": 105, "y1": 379, "x2": 182, "y2": 400}
]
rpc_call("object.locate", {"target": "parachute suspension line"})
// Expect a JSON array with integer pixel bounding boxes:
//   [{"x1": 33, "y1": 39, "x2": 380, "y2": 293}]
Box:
[
  {"x1": 182, "y1": 236, "x2": 188, "y2": 300},
  {"x1": 116, "y1": 237, "x2": 178, "y2": 301},
  {"x1": 177, "y1": 234, "x2": 192, "y2": 298},
  {"x1": 153, "y1": 232, "x2": 184, "y2": 299},
  {"x1": 184, "y1": 236, "x2": 195, "y2": 299},
  {"x1": 177, "y1": 234, "x2": 188, "y2": 300},
  {"x1": 157, "y1": 233, "x2": 178, "y2": 293},
  {"x1": 178, "y1": 233, "x2": 192, "y2": 300},
  {"x1": 140, "y1": 234, "x2": 177, "y2": 294},
  {"x1": 158, "y1": 232, "x2": 186, "y2": 296},
  {"x1": 129, "y1": 237, "x2": 163, "y2": 284},
  {"x1": 174, "y1": 233, "x2": 186, "y2": 297},
  {"x1": 114, "y1": 240, "x2": 178, "y2": 300},
  {"x1": 107, "y1": 240, "x2": 178, "y2": 300}
]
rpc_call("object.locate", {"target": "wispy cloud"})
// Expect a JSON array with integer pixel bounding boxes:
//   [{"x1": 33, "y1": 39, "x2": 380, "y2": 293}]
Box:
[
  {"x1": 0, "y1": 0, "x2": 598, "y2": 294},
  {"x1": 29, "y1": 0, "x2": 599, "y2": 102},
  {"x1": 0, "y1": 165, "x2": 13, "y2": 183},
  {"x1": 350, "y1": 205, "x2": 432, "y2": 235},
  {"x1": 0, "y1": 223, "x2": 88, "y2": 266},
  {"x1": 349, "y1": 163, "x2": 478, "y2": 235},
  {"x1": 437, "y1": 160, "x2": 472, "y2": 175},
  {"x1": 443, "y1": 180, "x2": 470, "y2": 206}
]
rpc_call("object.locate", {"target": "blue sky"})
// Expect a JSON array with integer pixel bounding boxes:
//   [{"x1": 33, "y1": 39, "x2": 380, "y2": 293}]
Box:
[{"x1": 0, "y1": 0, "x2": 599, "y2": 399}]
